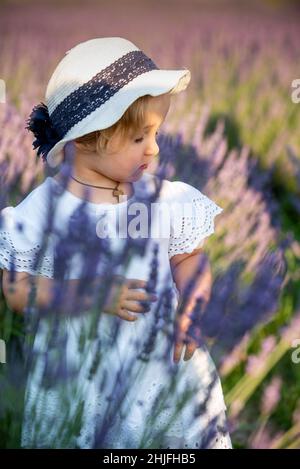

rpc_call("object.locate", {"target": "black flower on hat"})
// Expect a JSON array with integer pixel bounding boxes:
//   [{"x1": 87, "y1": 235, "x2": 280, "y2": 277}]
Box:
[{"x1": 25, "y1": 102, "x2": 61, "y2": 162}]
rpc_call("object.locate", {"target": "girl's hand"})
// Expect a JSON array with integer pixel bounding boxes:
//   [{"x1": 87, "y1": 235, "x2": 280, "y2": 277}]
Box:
[
  {"x1": 103, "y1": 276, "x2": 157, "y2": 322},
  {"x1": 173, "y1": 306, "x2": 199, "y2": 363}
]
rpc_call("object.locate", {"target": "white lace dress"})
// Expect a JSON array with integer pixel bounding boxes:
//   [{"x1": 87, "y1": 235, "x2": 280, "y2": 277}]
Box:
[{"x1": 0, "y1": 172, "x2": 232, "y2": 449}]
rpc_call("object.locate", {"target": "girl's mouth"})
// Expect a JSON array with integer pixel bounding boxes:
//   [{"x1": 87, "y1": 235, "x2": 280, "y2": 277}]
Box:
[{"x1": 139, "y1": 164, "x2": 148, "y2": 170}]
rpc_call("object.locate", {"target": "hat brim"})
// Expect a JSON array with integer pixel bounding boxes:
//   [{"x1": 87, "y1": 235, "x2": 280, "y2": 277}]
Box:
[{"x1": 46, "y1": 68, "x2": 191, "y2": 168}]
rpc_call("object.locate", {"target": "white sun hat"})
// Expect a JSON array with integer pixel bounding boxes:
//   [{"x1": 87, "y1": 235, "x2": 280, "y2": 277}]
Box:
[{"x1": 25, "y1": 37, "x2": 191, "y2": 168}]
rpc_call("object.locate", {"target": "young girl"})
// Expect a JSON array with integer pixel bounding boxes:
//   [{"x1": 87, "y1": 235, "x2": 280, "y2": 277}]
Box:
[{"x1": 0, "y1": 37, "x2": 232, "y2": 449}]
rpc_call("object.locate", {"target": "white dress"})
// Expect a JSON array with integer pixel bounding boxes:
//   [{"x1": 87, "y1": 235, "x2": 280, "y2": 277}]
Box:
[{"x1": 0, "y1": 171, "x2": 232, "y2": 449}]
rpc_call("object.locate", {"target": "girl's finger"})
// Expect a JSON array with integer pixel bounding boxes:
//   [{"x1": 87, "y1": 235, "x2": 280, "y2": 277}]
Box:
[
  {"x1": 126, "y1": 279, "x2": 147, "y2": 290},
  {"x1": 173, "y1": 341, "x2": 183, "y2": 363},
  {"x1": 122, "y1": 300, "x2": 148, "y2": 313},
  {"x1": 117, "y1": 308, "x2": 138, "y2": 322},
  {"x1": 126, "y1": 290, "x2": 157, "y2": 302},
  {"x1": 183, "y1": 342, "x2": 197, "y2": 361}
]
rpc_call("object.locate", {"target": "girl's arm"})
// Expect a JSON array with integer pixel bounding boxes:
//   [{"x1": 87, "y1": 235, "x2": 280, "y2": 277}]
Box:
[
  {"x1": 1, "y1": 269, "x2": 101, "y2": 315},
  {"x1": 170, "y1": 247, "x2": 212, "y2": 363},
  {"x1": 170, "y1": 248, "x2": 212, "y2": 299},
  {"x1": 1, "y1": 269, "x2": 156, "y2": 319}
]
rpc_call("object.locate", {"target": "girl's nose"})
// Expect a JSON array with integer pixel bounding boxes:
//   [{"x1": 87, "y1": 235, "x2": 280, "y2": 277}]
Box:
[{"x1": 145, "y1": 140, "x2": 159, "y2": 158}]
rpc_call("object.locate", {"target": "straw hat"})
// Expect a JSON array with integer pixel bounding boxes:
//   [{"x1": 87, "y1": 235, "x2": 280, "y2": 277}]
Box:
[{"x1": 25, "y1": 37, "x2": 191, "y2": 168}]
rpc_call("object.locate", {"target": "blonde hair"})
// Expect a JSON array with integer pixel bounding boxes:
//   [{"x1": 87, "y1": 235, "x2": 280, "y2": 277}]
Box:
[{"x1": 74, "y1": 94, "x2": 166, "y2": 156}]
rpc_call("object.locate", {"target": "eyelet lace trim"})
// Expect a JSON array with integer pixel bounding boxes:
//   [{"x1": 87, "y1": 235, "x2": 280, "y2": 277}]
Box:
[
  {"x1": 50, "y1": 50, "x2": 159, "y2": 138},
  {"x1": 168, "y1": 194, "x2": 223, "y2": 259},
  {"x1": 0, "y1": 230, "x2": 53, "y2": 278}
]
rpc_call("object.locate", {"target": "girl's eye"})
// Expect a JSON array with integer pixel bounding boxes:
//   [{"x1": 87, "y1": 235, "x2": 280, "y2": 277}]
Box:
[{"x1": 134, "y1": 131, "x2": 159, "y2": 144}]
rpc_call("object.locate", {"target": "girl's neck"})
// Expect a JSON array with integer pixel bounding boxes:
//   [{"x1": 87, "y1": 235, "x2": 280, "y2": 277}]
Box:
[
  {"x1": 54, "y1": 162, "x2": 134, "y2": 205},
  {"x1": 68, "y1": 147, "x2": 120, "y2": 187},
  {"x1": 72, "y1": 164, "x2": 119, "y2": 187}
]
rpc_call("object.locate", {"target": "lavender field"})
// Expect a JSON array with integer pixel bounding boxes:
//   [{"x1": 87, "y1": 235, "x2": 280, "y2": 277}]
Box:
[{"x1": 0, "y1": 0, "x2": 300, "y2": 449}]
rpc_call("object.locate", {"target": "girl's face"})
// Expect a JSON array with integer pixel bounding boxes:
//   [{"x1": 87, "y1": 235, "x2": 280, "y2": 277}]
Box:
[{"x1": 94, "y1": 94, "x2": 171, "y2": 183}]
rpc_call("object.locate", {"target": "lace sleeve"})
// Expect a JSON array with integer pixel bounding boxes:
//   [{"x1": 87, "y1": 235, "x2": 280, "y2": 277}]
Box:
[
  {"x1": 168, "y1": 181, "x2": 223, "y2": 260},
  {"x1": 0, "y1": 206, "x2": 54, "y2": 278}
]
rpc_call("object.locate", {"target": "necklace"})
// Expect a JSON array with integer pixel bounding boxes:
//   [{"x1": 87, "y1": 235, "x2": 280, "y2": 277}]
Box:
[{"x1": 70, "y1": 175, "x2": 125, "y2": 202}]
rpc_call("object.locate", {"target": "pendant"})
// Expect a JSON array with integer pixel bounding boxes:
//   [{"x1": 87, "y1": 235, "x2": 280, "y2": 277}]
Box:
[{"x1": 112, "y1": 188, "x2": 124, "y2": 197}]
